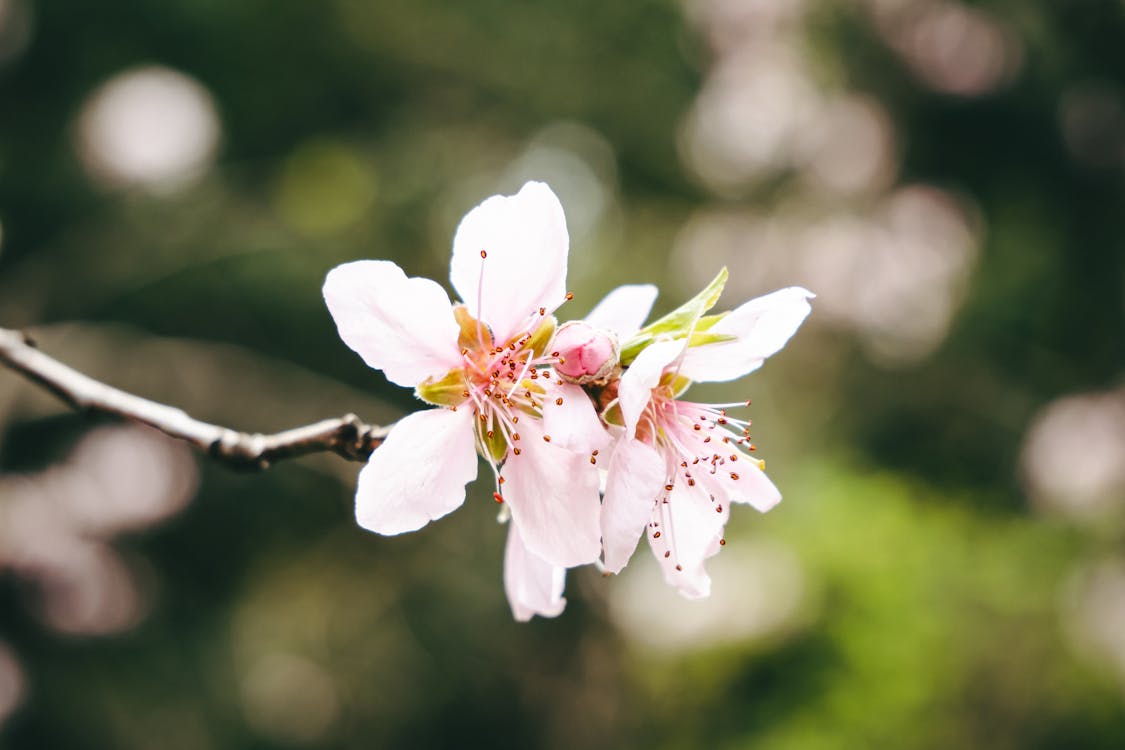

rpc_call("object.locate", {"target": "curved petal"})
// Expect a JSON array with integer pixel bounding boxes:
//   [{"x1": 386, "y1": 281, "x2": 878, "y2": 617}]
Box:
[
  {"x1": 323, "y1": 260, "x2": 463, "y2": 388},
  {"x1": 585, "y1": 284, "x2": 659, "y2": 338},
  {"x1": 646, "y1": 482, "x2": 728, "y2": 599},
  {"x1": 618, "y1": 339, "x2": 684, "y2": 439},
  {"x1": 355, "y1": 407, "x2": 477, "y2": 534},
  {"x1": 541, "y1": 382, "x2": 611, "y2": 454},
  {"x1": 601, "y1": 438, "x2": 667, "y2": 574},
  {"x1": 504, "y1": 523, "x2": 567, "y2": 622},
  {"x1": 449, "y1": 182, "x2": 569, "y2": 345},
  {"x1": 678, "y1": 287, "x2": 813, "y2": 383},
  {"x1": 698, "y1": 459, "x2": 781, "y2": 513},
  {"x1": 501, "y1": 420, "x2": 601, "y2": 568}
]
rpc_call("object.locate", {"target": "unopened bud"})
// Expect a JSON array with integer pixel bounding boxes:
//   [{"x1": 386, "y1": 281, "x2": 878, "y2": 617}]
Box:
[{"x1": 552, "y1": 321, "x2": 619, "y2": 384}]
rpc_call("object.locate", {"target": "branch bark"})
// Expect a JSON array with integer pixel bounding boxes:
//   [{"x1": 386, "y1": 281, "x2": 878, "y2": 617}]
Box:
[{"x1": 0, "y1": 327, "x2": 389, "y2": 470}]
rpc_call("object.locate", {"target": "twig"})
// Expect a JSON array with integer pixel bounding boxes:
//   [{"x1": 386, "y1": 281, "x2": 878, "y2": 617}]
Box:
[{"x1": 0, "y1": 327, "x2": 389, "y2": 470}]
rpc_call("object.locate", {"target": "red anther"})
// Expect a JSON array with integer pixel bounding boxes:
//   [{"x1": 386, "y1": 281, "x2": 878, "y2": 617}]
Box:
[
  {"x1": 730, "y1": 454, "x2": 737, "y2": 461},
  {"x1": 565, "y1": 292, "x2": 574, "y2": 300},
  {"x1": 498, "y1": 476, "x2": 505, "y2": 484},
  {"x1": 664, "y1": 551, "x2": 670, "y2": 558},
  {"x1": 749, "y1": 445, "x2": 757, "y2": 451},
  {"x1": 592, "y1": 450, "x2": 599, "y2": 456},
  {"x1": 513, "y1": 447, "x2": 522, "y2": 455},
  {"x1": 688, "y1": 478, "x2": 695, "y2": 486},
  {"x1": 512, "y1": 433, "x2": 520, "y2": 441},
  {"x1": 555, "y1": 397, "x2": 563, "y2": 406},
  {"x1": 716, "y1": 505, "x2": 723, "y2": 513},
  {"x1": 461, "y1": 391, "x2": 469, "y2": 398},
  {"x1": 675, "y1": 564, "x2": 683, "y2": 571},
  {"x1": 543, "y1": 435, "x2": 552, "y2": 443},
  {"x1": 730, "y1": 472, "x2": 740, "y2": 480},
  {"x1": 512, "y1": 416, "x2": 519, "y2": 423},
  {"x1": 653, "y1": 531, "x2": 662, "y2": 539},
  {"x1": 539, "y1": 307, "x2": 546, "y2": 315},
  {"x1": 492, "y1": 492, "x2": 504, "y2": 503},
  {"x1": 590, "y1": 456, "x2": 597, "y2": 465},
  {"x1": 719, "y1": 539, "x2": 726, "y2": 546},
  {"x1": 481, "y1": 250, "x2": 488, "y2": 259},
  {"x1": 664, "y1": 484, "x2": 673, "y2": 491},
  {"x1": 460, "y1": 348, "x2": 469, "y2": 356},
  {"x1": 486, "y1": 430, "x2": 494, "y2": 439},
  {"x1": 551, "y1": 351, "x2": 559, "y2": 357},
  {"x1": 693, "y1": 424, "x2": 701, "y2": 431}
]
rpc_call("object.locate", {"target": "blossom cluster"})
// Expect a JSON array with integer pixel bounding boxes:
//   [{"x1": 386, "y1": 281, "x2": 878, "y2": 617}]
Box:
[{"x1": 323, "y1": 182, "x2": 812, "y2": 620}]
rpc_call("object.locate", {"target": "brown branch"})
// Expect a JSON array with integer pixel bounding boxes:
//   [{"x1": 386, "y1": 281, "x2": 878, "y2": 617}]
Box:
[{"x1": 0, "y1": 327, "x2": 389, "y2": 470}]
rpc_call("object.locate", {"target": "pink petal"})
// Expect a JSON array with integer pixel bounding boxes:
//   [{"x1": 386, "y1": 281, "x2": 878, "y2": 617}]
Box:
[
  {"x1": 679, "y1": 287, "x2": 814, "y2": 383},
  {"x1": 698, "y1": 460, "x2": 781, "y2": 513},
  {"x1": 585, "y1": 284, "x2": 659, "y2": 338},
  {"x1": 503, "y1": 523, "x2": 567, "y2": 622},
  {"x1": 323, "y1": 260, "x2": 463, "y2": 388},
  {"x1": 618, "y1": 339, "x2": 684, "y2": 438},
  {"x1": 355, "y1": 407, "x2": 477, "y2": 534},
  {"x1": 501, "y1": 420, "x2": 601, "y2": 568},
  {"x1": 646, "y1": 483, "x2": 728, "y2": 599},
  {"x1": 541, "y1": 382, "x2": 611, "y2": 454},
  {"x1": 449, "y1": 182, "x2": 569, "y2": 345},
  {"x1": 601, "y1": 438, "x2": 667, "y2": 574}
]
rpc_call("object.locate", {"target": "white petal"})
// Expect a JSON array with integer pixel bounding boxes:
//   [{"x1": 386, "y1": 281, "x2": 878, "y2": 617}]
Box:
[
  {"x1": 449, "y1": 182, "x2": 569, "y2": 345},
  {"x1": 585, "y1": 284, "x2": 659, "y2": 338},
  {"x1": 601, "y1": 438, "x2": 667, "y2": 574},
  {"x1": 541, "y1": 382, "x2": 611, "y2": 454},
  {"x1": 503, "y1": 523, "x2": 567, "y2": 622},
  {"x1": 646, "y1": 482, "x2": 728, "y2": 599},
  {"x1": 323, "y1": 260, "x2": 463, "y2": 388},
  {"x1": 618, "y1": 339, "x2": 684, "y2": 438},
  {"x1": 501, "y1": 420, "x2": 601, "y2": 568},
  {"x1": 679, "y1": 287, "x2": 814, "y2": 383},
  {"x1": 698, "y1": 459, "x2": 781, "y2": 513},
  {"x1": 355, "y1": 407, "x2": 477, "y2": 534}
]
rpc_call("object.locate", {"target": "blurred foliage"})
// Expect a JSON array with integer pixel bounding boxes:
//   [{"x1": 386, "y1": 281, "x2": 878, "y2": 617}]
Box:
[{"x1": 1, "y1": 0, "x2": 1124, "y2": 748}]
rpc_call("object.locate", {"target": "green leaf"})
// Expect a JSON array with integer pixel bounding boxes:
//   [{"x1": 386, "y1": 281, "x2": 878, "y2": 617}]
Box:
[{"x1": 620, "y1": 267, "x2": 728, "y2": 364}]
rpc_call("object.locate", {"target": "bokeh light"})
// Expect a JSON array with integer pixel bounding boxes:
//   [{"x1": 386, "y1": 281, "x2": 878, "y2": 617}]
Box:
[{"x1": 75, "y1": 66, "x2": 221, "y2": 191}]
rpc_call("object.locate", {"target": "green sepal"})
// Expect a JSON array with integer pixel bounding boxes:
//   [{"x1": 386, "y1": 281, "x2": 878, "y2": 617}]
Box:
[
  {"x1": 659, "y1": 371, "x2": 692, "y2": 398},
  {"x1": 525, "y1": 316, "x2": 557, "y2": 358},
  {"x1": 454, "y1": 304, "x2": 492, "y2": 351},
  {"x1": 416, "y1": 369, "x2": 469, "y2": 407},
  {"x1": 620, "y1": 267, "x2": 729, "y2": 364},
  {"x1": 476, "y1": 417, "x2": 509, "y2": 462}
]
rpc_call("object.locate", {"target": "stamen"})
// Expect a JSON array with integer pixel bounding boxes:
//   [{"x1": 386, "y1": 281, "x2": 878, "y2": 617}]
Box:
[{"x1": 492, "y1": 491, "x2": 504, "y2": 503}]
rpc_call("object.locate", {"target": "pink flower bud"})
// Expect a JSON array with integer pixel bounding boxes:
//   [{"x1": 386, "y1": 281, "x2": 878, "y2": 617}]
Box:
[{"x1": 552, "y1": 321, "x2": 619, "y2": 384}]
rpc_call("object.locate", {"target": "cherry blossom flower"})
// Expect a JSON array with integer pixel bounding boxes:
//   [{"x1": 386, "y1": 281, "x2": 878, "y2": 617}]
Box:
[
  {"x1": 593, "y1": 273, "x2": 813, "y2": 598},
  {"x1": 323, "y1": 181, "x2": 608, "y2": 621}
]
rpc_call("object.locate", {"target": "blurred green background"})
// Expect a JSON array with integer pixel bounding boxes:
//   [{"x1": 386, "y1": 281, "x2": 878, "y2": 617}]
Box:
[{"x1": 1, "y1": 0, "x2": 1124, "y2": 747}]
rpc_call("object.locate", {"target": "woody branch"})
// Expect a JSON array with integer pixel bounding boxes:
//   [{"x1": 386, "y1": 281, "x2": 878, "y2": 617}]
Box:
[{"x1": 0, "y1": 327, "x2": 389, "y2": 470}]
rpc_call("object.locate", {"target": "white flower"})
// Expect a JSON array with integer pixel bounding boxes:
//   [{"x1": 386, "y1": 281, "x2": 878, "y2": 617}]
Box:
[
  {"x1": 323, "y1": 182, "x2": 609, "y2": 620},
  {"x1": 594, "y1": 278, "x2": 813, "y2": 598}
]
